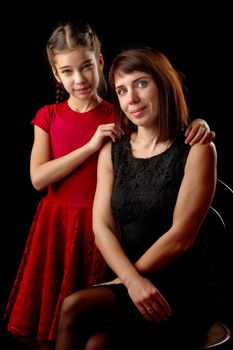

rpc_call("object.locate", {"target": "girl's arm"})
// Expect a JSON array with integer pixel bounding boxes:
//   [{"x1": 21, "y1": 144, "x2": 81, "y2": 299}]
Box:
[{"x1": 30, "y1": 123, "x2": 121, "y2": 191}]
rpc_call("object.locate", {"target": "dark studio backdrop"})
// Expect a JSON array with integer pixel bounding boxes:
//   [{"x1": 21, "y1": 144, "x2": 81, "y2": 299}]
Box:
[{"x1": 1, "y1": 1, "x2": 232, "y2": 348}]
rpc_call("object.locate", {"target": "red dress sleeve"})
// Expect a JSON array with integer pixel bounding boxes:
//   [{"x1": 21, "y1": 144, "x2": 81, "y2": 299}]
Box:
[{"x1": 31, "y1": 105, "x2": 54, "y2": 133}]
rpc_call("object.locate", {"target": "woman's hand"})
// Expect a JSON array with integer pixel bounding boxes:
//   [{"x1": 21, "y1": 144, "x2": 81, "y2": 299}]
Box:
[
  {"x1": 92, "y1": 277, "x2": 121, "y2": 286},
  {"x1": 127, "y1": 275, "x2": 172, "y2": 323}
]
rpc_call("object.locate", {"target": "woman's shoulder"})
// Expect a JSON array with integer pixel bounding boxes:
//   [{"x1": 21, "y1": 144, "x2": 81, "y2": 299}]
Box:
[
  {"x1": 100, "y1": 135, "x2": 129, "y2": 163},
  {"x1": 98, "y1": 141, "x2": 113, "y2": 170},
  {"x1": 187, "y1": 142, "x2": 217, "y2": 173},
  {"x1": 189, "y1": 141, "x2": 217, "y2": 159}
]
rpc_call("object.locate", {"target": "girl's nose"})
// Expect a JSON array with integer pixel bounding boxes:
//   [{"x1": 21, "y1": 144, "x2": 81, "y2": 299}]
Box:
[{"x1": 74, "y1": 72, "x2": 86, "y2": 84}]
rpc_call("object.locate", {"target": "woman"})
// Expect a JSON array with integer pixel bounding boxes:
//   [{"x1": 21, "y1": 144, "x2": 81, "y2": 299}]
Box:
[{"x1": 55, "y1": 47, "x2": 218, "y2": 350}]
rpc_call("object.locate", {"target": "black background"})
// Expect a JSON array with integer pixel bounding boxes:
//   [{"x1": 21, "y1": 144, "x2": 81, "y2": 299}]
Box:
[{"x1": 1, "y1": 1, "x2": 232, "y2": 348}]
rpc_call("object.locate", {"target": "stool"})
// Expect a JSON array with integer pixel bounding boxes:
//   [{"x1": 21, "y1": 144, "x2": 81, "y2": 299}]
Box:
[{"x1": 192, "y1": 321, "x2": 231, "y2": 349}]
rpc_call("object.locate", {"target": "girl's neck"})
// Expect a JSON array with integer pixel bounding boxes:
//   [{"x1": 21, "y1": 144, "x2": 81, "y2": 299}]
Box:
[{"x1": 68, "y1": 95, "x2": 102, "y2": 113}]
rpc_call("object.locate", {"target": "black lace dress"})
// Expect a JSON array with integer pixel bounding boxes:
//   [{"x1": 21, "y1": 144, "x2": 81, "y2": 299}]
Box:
[{"x1": 108, "y1": 133, "x2": 219, "y2": 347}]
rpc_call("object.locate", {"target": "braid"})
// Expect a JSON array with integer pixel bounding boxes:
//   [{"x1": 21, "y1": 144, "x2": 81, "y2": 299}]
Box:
[{"x1": 55, "y1": 82, "x2": 68, "y2": 103}]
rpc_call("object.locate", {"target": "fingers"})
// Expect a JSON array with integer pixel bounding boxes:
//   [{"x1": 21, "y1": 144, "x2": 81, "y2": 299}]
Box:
[
  {"x1": 185, "y1": 125, "x2": 207, "y2": 145},
  {"x1": 210, "y1": 131, "x2": 216, "y2": 140},
  {"x1": 99, "y1": 124, "x2": 124, "y2": 142},
  {"x1": 200, "y1": 130, "x2": 216, "y2": 144},
  {"x1": 137, "y1": 292, "x2": 172, "y2": 323},
  {"x1": 138, "y1": 305, "x2": 161, "y2": 322},
  {"x1": 185, "y1": 122, "x2": 216, "y2": 146},
  {"x1": 184, "y1": 123, "x2": 192, "y2": 137}
]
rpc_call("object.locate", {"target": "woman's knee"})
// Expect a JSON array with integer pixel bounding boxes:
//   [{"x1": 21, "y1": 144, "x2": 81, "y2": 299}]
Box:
[
  {"x1": 58, "y1": 292, "x2": 84, "y2": 330},
  {"x1": 58, "y1": 287, "x2": 117, "y2": 332},
  {"x1": 84, "y1": 332, "x2": 110, "y2": 350}
]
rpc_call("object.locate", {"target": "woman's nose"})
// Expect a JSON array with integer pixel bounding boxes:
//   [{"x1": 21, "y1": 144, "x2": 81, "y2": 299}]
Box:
[{"x1": 128, "y1": 89, "x2": 140, "y2": 104}]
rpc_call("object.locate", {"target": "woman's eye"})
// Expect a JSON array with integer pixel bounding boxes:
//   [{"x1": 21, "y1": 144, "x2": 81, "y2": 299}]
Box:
[
  {"x1": 138, "y1": 80, "x2": 147, "y2": 88},
  {"x1": 117, "y1": 89, "x2": 126, "y2": 96}
]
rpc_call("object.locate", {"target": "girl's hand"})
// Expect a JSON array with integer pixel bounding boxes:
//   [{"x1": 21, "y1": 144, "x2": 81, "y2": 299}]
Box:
[
  {"x1": 88, "y1": 123, "x2": 124, "y2": 152},
  {"x1": 185, "y1": 118, "x2": 215, "y2": 146}
]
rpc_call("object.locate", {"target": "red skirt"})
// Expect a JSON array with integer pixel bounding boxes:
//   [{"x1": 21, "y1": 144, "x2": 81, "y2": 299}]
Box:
[{"x1": 4, "y1": 197, "x2": 107, "y2": 340}]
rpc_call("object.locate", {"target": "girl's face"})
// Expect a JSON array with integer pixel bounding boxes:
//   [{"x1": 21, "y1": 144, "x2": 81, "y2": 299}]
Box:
[
  {"x1": 53, "y1": 47, "x2": 103, "y2": 101},
  {"x1": 114, "y1": 71, "x2": 159, "y2": 129}
]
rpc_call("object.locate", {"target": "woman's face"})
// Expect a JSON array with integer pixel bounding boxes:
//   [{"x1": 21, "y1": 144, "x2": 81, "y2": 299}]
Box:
[{"x1": 114, "y1": 70, "x2": 159, "y2": 129}]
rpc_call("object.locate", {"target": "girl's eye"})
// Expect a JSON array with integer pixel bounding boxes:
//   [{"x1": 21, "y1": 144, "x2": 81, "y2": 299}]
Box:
[
  {"x1": 61, "y1": 69, "x2": 72, "y2": 76},
  {"x1": 83, "y1": 63, "x2": 94, "y2": 70}
]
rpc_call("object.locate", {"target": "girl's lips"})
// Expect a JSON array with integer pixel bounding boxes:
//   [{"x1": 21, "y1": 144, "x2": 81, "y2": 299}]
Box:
[{"x1": 74, "y1": 86, "x2": 91, "y2": 93}]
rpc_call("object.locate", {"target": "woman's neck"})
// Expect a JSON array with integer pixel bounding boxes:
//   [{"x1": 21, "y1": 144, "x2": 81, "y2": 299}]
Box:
[{"x1": 130, "y1": 131, "x2": 171, "y2": 158}]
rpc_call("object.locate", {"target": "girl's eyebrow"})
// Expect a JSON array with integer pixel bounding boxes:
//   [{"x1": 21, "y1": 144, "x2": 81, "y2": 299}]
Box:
[
  {"x1": 58, "y1": 59, "x2": 93, "y2": 71},
  {"x1": 58, "y1": 65, "x2": 72, "y2": 70}
]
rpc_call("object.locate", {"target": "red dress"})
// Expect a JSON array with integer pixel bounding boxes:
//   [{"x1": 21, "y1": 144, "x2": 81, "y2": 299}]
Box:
[{"x1": 5, "y1": 100, "x2": 115, "y2": 341}]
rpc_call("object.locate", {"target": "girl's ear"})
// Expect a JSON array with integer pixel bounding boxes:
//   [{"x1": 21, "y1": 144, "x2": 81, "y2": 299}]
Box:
[
  {"x1": 52, "y1": 67, "x2": 62, "y2": 83},
  {"x1": 98, "y1": 53, "x2": 104, "y2": 70}
]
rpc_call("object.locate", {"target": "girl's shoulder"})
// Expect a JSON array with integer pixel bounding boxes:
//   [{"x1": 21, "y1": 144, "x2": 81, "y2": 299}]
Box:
[
  {"x1": 31, "y1": 101, "x2": 67, "y2": 132},
  {"x1": 96, "y1": 99, "x2": 114, "y2": 118}
]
